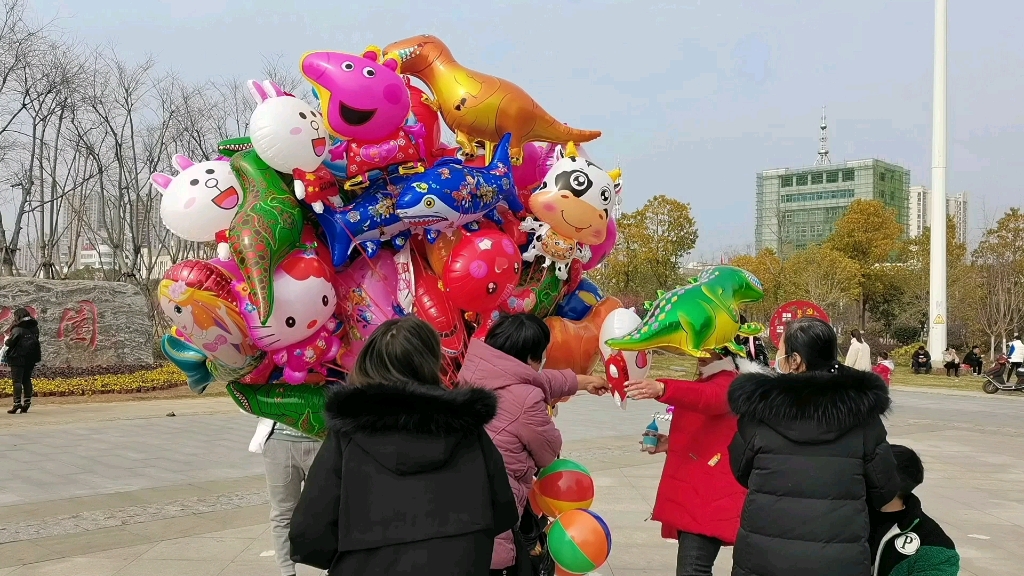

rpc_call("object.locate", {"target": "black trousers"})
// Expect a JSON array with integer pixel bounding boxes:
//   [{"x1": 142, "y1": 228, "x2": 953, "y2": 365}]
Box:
[
  {"x1": 10, "y1": 364, "x2": 34, "y2": 404},
  {"x1": 1008, "y1": 362, "x2": 1022, "y2": 382},
  {"x1": 967, "y1": 361, "x2": 983, "y2": 375},
  {"x1": 676, "y1": 532, "x2": 722, "y2": 576}
]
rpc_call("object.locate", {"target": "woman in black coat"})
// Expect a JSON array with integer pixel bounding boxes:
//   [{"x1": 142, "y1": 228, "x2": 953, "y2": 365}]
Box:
[
  {"x1": 727, "y1": 317, "x2": 902, "y2": 576},
  {"x1": 5, "y1": 308, "x2": 41, "y2": 414},
  {"x1": 289, "y1": 316, "x2": 519, "y2": 575}
]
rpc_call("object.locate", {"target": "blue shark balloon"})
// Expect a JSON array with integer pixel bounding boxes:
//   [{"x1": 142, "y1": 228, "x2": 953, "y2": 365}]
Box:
[
  {"x1": 315, "y1": 176, "x2": 411, "y2": 267},
  {"x1": 396, "y1": 132, "x2": 524, "y2": 243}
]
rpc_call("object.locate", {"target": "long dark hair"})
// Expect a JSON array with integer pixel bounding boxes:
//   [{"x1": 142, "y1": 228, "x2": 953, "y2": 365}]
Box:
[
  {"x1": 851, "y1": 328, "x2": 864, "y2": 344},
  {"x1": 784, "y1": 317, "x2": 840, "y2": 373},
  {"x1": 349, "y1": 317, "x2": 444, "y2": 388},
  {"x1": 12, "y1": 308, "x2": 31, "y2": 323}
]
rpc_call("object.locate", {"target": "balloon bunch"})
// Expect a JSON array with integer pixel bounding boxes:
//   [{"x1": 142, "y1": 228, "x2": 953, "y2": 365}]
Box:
[
  {"x1": 529, "y1": 459, "x2": 612, "y2": 575},
  {"x1": 153, "y1": 36, "x2": 625, "y2": 436}
]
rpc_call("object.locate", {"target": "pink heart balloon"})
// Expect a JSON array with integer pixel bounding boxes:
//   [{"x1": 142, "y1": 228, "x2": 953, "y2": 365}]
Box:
[{"x1": 360, "y1": 140, "x2": 399, "y2": 164}]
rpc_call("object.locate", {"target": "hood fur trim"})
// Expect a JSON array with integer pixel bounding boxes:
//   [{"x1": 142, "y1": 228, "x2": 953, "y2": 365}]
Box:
[
  {"x1": 729, "y1": 365, "x2": 890, "y2": 430},
  {"x1": 326, "y1": 380, "x2": 497, "y2": 436}
]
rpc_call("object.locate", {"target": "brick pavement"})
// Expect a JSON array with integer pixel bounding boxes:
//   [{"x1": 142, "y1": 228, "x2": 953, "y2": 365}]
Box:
[{"x1": 1, "y1": 387, "x2": 1022, "y2": 575}]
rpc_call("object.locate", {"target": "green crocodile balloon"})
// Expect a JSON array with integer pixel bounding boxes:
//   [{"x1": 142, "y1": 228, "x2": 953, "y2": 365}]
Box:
[
  {"x1": 226, "y1": 146, "x2": 305, "y2": 325},
  {"x1": 606, "y1": 265, "x2": 765, "y2": 358},
  {"x1": 227, "y1": 383, "x2": 328, "y2": 439}
]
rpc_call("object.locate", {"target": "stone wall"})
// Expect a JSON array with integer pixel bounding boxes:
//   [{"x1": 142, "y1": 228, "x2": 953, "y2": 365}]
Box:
[{"x1": 0, "y1": 278, "x2": 154, "y2": 366}]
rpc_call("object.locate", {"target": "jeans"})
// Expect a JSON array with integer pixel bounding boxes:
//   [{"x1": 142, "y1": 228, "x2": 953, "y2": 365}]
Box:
[
  {"x1": 10, "y1": 364, "x2": 34, "y2": 405},
  {"x1": 676, "y1": 532, "x2": 722, "y2": 576},
  {"x1": 262, "y1": 437, "x2": 320, "y2": 576}
]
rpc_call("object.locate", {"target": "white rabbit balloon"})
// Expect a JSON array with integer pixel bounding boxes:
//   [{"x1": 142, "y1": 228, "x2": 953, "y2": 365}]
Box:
[{"x1": 150, "y1": 155, "x2": 241, "y2": 261}]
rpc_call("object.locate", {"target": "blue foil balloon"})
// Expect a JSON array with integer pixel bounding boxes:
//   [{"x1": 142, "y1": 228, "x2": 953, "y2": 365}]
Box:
[{"x1": 555, "y1": 278, "x2": 605, "y2": 321}]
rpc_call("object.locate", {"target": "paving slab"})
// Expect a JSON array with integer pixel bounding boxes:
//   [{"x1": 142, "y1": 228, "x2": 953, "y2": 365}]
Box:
[{"x1": 0, "y1": 388, "x2": 1022, "y2": 575}]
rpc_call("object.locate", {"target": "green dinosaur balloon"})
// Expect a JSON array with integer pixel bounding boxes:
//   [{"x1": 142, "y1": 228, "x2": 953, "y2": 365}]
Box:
[
  {"x1": 227, "y1": 147, "x2": 305, "y2": 325},
  {"x1": 606, "y1": 265, "x2": 765, "y2": 358},
  {"x1": 227, "y1": 383, "x2": 328, "y2": 440}
]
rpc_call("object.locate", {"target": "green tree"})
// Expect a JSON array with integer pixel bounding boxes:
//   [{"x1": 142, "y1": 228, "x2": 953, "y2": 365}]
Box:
[
  {"x1": 591, "y1": 195, "x2": 698, "y2": 302},
  {"x1": 824, "y1": 200, "x2": 903, "y2": 328},
  {"x1": 781, "y1": 245, "x2": 861, "y2": 314},
  {"x1": 972, "y1": 208, "x2": 1024, "y2": 356}
]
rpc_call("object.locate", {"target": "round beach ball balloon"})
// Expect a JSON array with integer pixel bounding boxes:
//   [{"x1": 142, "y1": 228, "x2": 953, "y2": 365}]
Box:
[
  {"x1": 532, "y1": 459, "x2": 595, "y2": 517},
  {"x1": 548, "y1": 509, "x2": 612, "y2": 575}
]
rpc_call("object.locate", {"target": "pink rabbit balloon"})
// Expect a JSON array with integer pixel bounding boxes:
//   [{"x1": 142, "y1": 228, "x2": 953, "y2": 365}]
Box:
[{"x1": 332, "y1": 249, "x2": 403, "y2": 372}]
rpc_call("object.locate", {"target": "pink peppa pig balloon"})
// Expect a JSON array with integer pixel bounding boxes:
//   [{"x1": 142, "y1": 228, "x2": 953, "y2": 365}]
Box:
[
  {"x1": 232, "y1": 228, "x2": 341, "y2": 384},
  {"x1": 301, "y1": 46, "x2": 425, "y2": 190},
  {"x1": 332, "y1": 249, "x2": 403, "y2": 371}
]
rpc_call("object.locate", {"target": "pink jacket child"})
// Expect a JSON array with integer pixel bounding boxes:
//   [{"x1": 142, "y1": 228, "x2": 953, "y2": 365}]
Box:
[{"x1": 457, "y1": 338, "x2": 580, "y2": 570}]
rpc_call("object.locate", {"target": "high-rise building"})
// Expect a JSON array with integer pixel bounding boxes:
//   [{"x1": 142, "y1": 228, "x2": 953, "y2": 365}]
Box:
[
  {"x1": 909, "y1": 185, "x2": 928, "y2": 238},
  {"x1": 906, "y1": 185, "x2": 968, "y2": 244},
  {"x1": 754, "y1": 109, "x2": 911, "y2": 257}
]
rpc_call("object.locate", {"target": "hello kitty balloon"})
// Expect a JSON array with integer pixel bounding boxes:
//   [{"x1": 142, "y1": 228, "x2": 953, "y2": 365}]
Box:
[
  {"x1": 248, "y1": 79, "x2": 341, "y2": 214},
  {"x1": 232, "y1": 228, "x2": 342, "y2": 384},
  {"x1": 150, "y1": 155, "x2": 241, "y2": 260}
]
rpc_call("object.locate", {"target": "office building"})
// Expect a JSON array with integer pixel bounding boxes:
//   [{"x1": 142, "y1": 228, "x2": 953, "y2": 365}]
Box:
[
  {"x1": 755, "y1": 159, "x2": 910, "y2": 257},
  {"x1": 754, "y1": 110, "x2": 911, "y2": 257},
  {"x1": 908, "y1": 185, "x2": 968, "y2": 245}
]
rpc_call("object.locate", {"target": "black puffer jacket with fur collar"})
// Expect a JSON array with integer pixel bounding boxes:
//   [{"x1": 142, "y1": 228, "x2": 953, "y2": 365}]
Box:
[
  {"x1": 727, "y1": 366, "x2": 901, "y2": 576},
  {"x1": 289, "y1": 381, "x2": 519, "y2": 575}
]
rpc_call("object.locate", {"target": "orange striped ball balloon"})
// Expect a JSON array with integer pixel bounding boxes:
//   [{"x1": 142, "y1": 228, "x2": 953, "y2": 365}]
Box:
[{"x1": 547, "y1": 509, "x2": 612, "y2": 575}]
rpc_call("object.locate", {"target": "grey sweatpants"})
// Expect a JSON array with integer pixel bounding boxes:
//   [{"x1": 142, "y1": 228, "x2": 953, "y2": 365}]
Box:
[{"x1": 262, "y1": 438, "x2": 320, "y2": 576}]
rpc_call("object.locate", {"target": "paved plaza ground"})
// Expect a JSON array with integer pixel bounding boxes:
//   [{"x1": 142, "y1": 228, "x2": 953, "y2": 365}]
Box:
[{"x1": 1, "y1": 382, "x2": 1022, "y2": 575}]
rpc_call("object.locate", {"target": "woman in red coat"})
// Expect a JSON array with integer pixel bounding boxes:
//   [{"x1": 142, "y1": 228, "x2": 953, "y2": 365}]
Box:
[{"x1": 625, "y1": 351, "x2": 750, "y2": 576}]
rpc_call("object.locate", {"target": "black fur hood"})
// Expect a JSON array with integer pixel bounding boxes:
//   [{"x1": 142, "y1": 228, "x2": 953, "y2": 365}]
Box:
[
  {"x1": 326, "y1": 380, "x2": 498, "y2": 437},
  {"x1": 729, "y1": 366, "x2": 891, "y2": 442}
]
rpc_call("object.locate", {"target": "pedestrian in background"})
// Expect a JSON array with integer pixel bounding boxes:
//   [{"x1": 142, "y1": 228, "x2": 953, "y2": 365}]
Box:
[
  {"x1": 728, "y1": 317, "x2": 901, "y2": 576},
  {"x1": 845, "y1": 328, "x2": 872, "y2": 371},
  {"x1": 250, "y1": 418, "x2": 320, "y2": 576},
  {"x1": 1007, "y1": 334, "x2": 1023, "y2": 382},
  {"x1": 5, "y1": 308, "x2": 41, "y2": 414},
  {"x1": 963, "y1": 346, "x2": 984, "y2": 376},
  {"x1": 942, "y1": 347, "x2": 960, "y2": 378}
]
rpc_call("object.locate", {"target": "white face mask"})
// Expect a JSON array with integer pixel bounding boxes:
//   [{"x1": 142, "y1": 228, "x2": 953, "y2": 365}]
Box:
[{"x1": 775, "y1": 351, "x2": 791, "y2": 374}]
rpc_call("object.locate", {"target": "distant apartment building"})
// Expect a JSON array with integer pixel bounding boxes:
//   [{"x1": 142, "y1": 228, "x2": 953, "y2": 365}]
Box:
[
  {"x1": 754, "y1": 108, "x2": 910, "y2": 257},
  {"x1": 908, "y1": 186, "x2": 968, "y2": 244},
  {"x1": 754, "y1": 159, "x2": 910, "y2": 257}
]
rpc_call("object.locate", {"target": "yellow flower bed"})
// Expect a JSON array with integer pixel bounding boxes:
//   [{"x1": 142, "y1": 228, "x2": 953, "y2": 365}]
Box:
[{"x1": 0, "y1": 365, "x2": 187, "y2": 397}]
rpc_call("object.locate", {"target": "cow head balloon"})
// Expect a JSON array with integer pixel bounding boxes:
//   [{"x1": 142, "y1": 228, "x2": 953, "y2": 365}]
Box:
[{"x1": 528, "y1": 143, "x2": 622, "y2": 246}]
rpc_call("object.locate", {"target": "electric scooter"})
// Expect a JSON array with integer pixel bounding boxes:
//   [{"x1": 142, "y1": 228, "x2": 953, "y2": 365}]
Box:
[{"x1": 982, "y1": 354, "x2": 1024, "y2": 393}]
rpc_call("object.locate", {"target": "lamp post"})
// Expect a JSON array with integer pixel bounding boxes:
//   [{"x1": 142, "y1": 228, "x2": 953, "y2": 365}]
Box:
[{"x1": 928, "y1": 0, "x2": 948, "y2": 358}]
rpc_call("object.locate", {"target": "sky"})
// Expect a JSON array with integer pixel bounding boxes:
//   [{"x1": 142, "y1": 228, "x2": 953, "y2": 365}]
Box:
[{"x1": 33, "y1": 0, "x2": 1024, "y2": 258}]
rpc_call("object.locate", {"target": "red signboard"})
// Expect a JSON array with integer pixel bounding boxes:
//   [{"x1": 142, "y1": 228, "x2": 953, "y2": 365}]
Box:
[{"x1": 768, "y1": 300, "x2": 831, "y2": 347}]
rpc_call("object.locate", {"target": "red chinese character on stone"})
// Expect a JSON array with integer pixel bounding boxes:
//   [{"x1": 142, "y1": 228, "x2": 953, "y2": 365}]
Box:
[{"x1": 57, "y1": 301, "x2": 99, "y2": 350}]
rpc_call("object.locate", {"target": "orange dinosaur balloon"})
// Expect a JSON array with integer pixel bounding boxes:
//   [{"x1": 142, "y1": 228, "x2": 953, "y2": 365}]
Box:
[
  {"x1": 544, "y1": 297, "x2": 622, "y2": 375},
  {"x1": 384, "y1": 35, "x2": 602, "y2": 165}
]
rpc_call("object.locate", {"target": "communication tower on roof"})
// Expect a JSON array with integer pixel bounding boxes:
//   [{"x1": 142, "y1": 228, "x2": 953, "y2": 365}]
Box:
[{"x1": 814, "y1": 106, "x2": 831, "y2": 166}]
